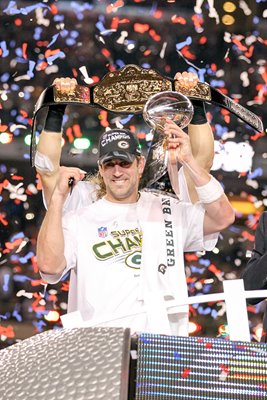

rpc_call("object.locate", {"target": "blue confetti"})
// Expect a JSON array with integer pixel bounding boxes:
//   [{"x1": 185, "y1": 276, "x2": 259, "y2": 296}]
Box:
[
  {"x1": 47, "y1": 33, "x2": 60, "y2": 48},
  {"x1": 13, "y1": 275, "x2": 31, "y2": 283},
  {"x1": 199, "y1": 259, "x2": 210, "y2": 267},
  {"x1": 3, "y1": 1, "x2": 49, "y2": 16},
  {"x1": 47, "y1": 51, "x2": 66, "y2": 65},
  {"x1": 0, "y1": 41, "x2": 9, "y2": 57},
  {"x1": 176, "y1": 36, "x2": 192, "y2": 51},
  {"x1": 3, "y1": 274, "x2": 10, "y2": 293},
  {"x1": 247, "y1": 167, "x2": 263, "y2": 179},
  {"x1": 173, "y1": 351, "x2": 181, "y2": 360},
  {"x1": 12, "y1": 309, "x2": 22, "y2": 322}
]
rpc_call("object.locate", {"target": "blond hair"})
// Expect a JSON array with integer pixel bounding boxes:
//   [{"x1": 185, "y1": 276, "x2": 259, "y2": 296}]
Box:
[
  {"x1": 85, "y1": 171, "x2": 106, "y2": 200},
  {"x1": 85, "y1": 156, "x2": 142, "y2": 200}
]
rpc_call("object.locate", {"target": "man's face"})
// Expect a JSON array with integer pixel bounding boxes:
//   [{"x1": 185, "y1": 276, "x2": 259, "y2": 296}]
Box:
[{"x1": 99, "y1": 156, "x2": 145, "y2": 203}]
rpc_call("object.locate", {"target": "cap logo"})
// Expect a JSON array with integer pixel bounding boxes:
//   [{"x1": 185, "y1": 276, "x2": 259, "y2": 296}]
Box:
[
  {"x1": 118, "y1": 140, "x2": 130, "y2": 149},
  {"x1": 101, "y1": 132, "x2": 131, "y2": 147}
]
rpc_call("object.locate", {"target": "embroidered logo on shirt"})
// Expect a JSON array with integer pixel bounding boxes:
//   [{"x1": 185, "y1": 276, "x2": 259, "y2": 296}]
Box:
[{"x1": 98, "y1": 226, "x2": 108, "y2": 238}]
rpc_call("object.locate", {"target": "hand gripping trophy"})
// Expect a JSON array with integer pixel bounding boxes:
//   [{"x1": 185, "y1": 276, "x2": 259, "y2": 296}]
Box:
[{"x1": 141, "y1": 91, "x2": 194, "y2": 197}]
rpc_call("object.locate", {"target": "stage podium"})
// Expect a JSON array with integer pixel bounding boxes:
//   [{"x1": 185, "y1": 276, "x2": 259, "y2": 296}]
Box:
[
  {"x1": 1, "y1": 280, "x2": 267, "y2": 399},
  {"x1": 0, "y1": 325, "x2": 267, "y2": 400}
]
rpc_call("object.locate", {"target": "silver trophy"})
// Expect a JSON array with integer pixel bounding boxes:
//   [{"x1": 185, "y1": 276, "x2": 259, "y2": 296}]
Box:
[{"x1": 139, "y1": 91, "x2": 194, "y2": 195}]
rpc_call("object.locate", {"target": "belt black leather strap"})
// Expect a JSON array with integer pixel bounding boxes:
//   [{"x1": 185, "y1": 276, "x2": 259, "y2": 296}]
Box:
[{"x1": 30, "y1": 64, "x2": 263, "y2": 167}]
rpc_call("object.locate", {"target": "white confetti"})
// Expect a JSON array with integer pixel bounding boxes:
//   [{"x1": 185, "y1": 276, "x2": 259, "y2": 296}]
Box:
[{"x1": 79, "y1": 66, "x2": 94, "y2": 84}]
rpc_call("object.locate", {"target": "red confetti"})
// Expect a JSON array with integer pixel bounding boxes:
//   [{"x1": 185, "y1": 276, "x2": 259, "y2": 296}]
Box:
[
  {"x1": 171, "y1": 15, "x2": 187, "y2": 25},
  {"x1": 144, "y1": 49, "x2": 152, "y2": 56},
  {"x1": 73, "y1": 124, "x2": 82, "y2": 138},
  {"x1": 72, "y1": 68, "x2": 78, "y2": 78},
  {"x1": 37, "y1": 61, "x2": 48, "y2": 71},
  {"x1": 244, "y1": 45, "x2": 254, "y2": 58},
  {"x1": 0, "y1": 213, "x2": 8, "y2": 226},
  {"x1": 66, "y1": 127, "x2": 74, "y2": 143},
  {"x1": 11, "y1": 175, "x2": 24, "y2": 181},
  {"x1": 50, "y1": 4, "x2": 59, "y2": 14},
  {"x1": 110, "y1": 17, "x2": 129, "y2": 30},
  {"x1": 220, "y1": 364, "x2": 230, "y2": 373},
  {"x1": 180, "y1": 46, "x2": 196, "y2": 60},
  {"x1": 61, "y1": 282, "x2": 70, "y2": 291},
  {"x1": 5, "y1": 238, "x2": 23, "y2": 250},
  {"x1": 101, "y1": 48, "x2": 111, "y2": 58},
  {"x1": 199, "y1": 36, "x2": 207, "y2": 45},
  {"x1": 32, "y1": 293, "x2": 45, "y2": 312},
  {"x1": 0, "y1": 325, "x2": 15, "y2": 339},
  {"x1": 210, "y1": 63, "x2": 217, "y2": 72},
  {"x1": 181, "y1": 368, "x2": 191, "y2": 378},
  {"x1": 36, "y1": 41, "x2": 49, "y2": 47},
  {"x1": 99, "y1": 110, "x2": 109, "y2": 128},
  {"x1": 149, "y1": 29, "x2": 161, "y2": 42},
  {"x1": 153, "y1": 10, "x2": 163, "y2": 19},
  {"x1": 106, "y1": 0, "x2": 124, "y2": 14},
  {"x1": 30, "y1": 256, "x2": 39, "y2": 275},
  {"x1": 0, "y1": 124, "x2": 8, "y2": 132},
  {"x1": 250, "y1": 132, "x2": 265, "y2": 141},
  {"x1": 14, "y1": 18, "x2": 22, "y2": 26},
  {"x1": 185, "y1": 254, "x2": 198, "y2": 261},
  {"x1": 191, "y1": 14, "x2": 204, "y2": 30},
  {"x1": 241, "y1": 231, "x2": 255, "y2": 241},
  {"x1": 232, "y1": 38, "x2": 247, "y2": 52},
  {"x1": 134, "y1": 23, "x2": 150, "y2": 34},
  {"x1": 22, "y1": 43, "x2": 27, "y2": 60},
  {"x1": 208, "y1": 264, "x2": 223, "y2": 278}
]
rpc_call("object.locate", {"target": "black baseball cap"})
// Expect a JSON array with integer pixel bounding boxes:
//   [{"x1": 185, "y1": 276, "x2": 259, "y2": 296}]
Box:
[{"x1": 98, "y1": 128, "x2": 141, "y2": 164}]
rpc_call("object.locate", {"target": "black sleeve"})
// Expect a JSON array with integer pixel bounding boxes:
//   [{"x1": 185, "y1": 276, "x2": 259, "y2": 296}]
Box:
[{"x1": 241, "y1": 212, "x2": 267, "y2": 304}]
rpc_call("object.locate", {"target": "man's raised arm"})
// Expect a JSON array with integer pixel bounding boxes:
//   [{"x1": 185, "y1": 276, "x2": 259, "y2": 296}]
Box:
[{"x1": 35, "y1": 78, "x2": 77, "y2": 206}]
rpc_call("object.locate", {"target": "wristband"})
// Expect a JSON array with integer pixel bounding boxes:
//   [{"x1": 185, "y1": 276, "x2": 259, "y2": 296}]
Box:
[
  {"x1": 44, "y1": 104, "x2": 66, "y2": 132},
  {"x1": 190, "y1": 100, "x2": 207, "y2": 125},
  {"x1": 34, "y1": 150, "x2": 54, "y2": 172},
  {"x1": 195, "y1": 175, "x2": 224, "y2": 203}
]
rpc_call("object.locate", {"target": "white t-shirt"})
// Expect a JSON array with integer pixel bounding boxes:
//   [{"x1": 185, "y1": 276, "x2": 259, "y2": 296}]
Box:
[{"x1": 41, "y1": 190, "x2": 218, "y2": 336}]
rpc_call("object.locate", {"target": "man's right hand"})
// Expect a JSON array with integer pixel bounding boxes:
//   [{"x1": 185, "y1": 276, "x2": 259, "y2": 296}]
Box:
[{"x1": 54, "y1": 166, "x2": 86, "y2": 199}]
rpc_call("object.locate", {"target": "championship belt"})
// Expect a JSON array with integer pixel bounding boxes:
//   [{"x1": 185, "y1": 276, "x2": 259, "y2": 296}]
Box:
[{"x1": 30, "y1": 64, "x2": 263, "y2": 187}]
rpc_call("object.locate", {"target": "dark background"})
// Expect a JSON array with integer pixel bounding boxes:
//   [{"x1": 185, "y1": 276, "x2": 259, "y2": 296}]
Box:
[{"x1": 0, "y1": 0, "x2": 266, "y2": 347}]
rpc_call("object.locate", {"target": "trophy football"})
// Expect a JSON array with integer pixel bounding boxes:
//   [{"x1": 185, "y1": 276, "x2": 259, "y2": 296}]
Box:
[{"x1": 140, "y1": 91, "x2": 194, "y2": 196}]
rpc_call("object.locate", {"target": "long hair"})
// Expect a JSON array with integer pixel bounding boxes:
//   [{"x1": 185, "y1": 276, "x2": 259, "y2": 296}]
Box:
[{"x1": 85, "y1": 171, "x2": 106, "y2": 200}]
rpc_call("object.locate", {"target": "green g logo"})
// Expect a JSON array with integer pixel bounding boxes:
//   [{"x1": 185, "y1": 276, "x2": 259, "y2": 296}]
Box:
[{"x1": 125, "y1": 251, "x2": 141, "y2": 269}]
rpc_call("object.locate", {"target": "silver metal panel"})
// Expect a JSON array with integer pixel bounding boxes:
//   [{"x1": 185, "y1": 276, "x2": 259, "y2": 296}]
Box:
[{"x1": 0, "y1": 326, "x2": 130, "y2": 400}]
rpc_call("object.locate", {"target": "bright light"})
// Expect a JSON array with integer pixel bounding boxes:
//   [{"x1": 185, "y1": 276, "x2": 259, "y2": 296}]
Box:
[
  {"x1": 73, "y1": 137, "x2": 90, "y2": 150},
  {"x1": 24, "y1": 134, "x2": 40, "y2": 146},
  {"x1": 25, "y1": 213, "x2": 35, "y2": 220},
  {"x1": 212, "y1": 140, "x2": 254, "y2": 173},
  {"x1": 188, "y1": 321, "x2": 201, "y2": 334},
  {"x1": 0, "y1": 132, "x2": 13, "y2": 144},
  {"x1": 222, "y1": 14, "x2": 235, "y2": 25},
  {"x1": 44, "y1": 310, "x2": 60, "y2": 322},
  {"x1": 223, "y1": 2, "x2": 237, "y2": 12},
  {"x1": 254, "y1": 324, "x2": 263, "y2": 341},
  {"x1": 24, "y1": 134, "x2": 31, "y2": 146}
]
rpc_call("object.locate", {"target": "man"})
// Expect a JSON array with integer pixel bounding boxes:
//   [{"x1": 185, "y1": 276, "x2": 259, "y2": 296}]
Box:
[
  {"x1": 36, "y1": 120, "x2": 235, "y2": 336},
  {"x1": 35, "y1": 71, "x2": 215, "y2": 208},
  {"x1": 241, "y1": 212, "x2": 267, "y2": 342}
]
